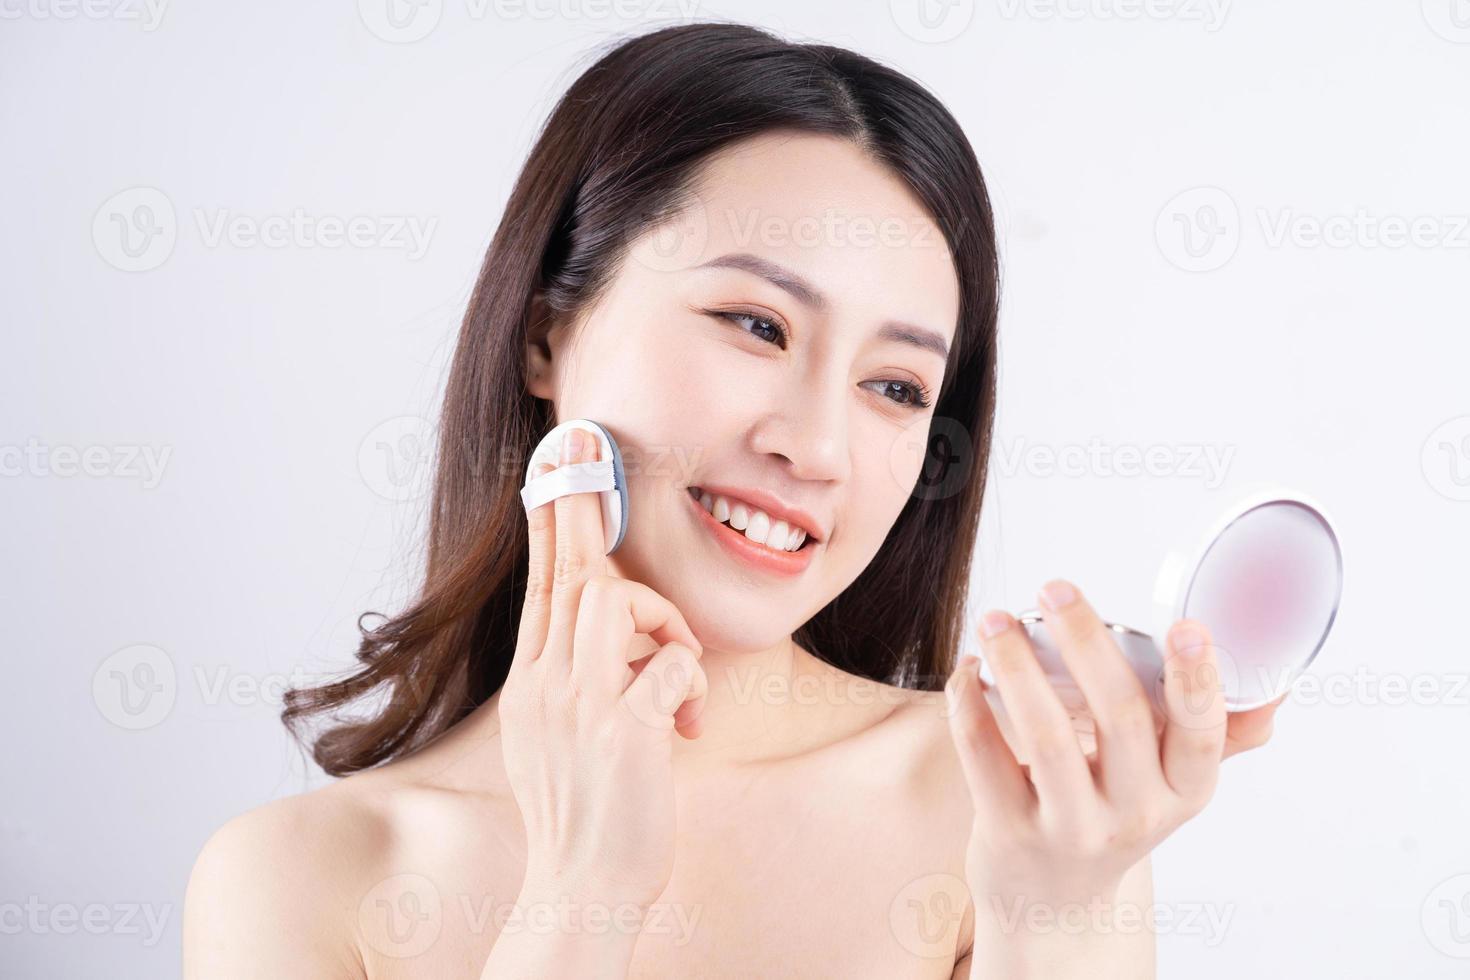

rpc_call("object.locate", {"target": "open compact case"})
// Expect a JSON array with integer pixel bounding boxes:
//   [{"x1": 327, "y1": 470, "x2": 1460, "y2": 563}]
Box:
[{"x1": 980, "y1": 487, "x2": 1344, "y2": 717}]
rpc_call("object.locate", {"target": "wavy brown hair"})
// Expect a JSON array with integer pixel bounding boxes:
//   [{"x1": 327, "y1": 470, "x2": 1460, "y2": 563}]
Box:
[{"x1": 283, "y1": 21, "x2": 1001, "y2": 777}]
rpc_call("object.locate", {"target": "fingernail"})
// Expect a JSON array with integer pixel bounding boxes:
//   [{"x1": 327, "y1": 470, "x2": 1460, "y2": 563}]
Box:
[
  {"x1": 1039, "y1": 580, "x2": 1077, "y2": 612},
  {"x1": 562, "y1": 428, "x2": 584, "y2": 463},
  {"x1": 1171, "y1": 622, "x2": 1208, "y2": 657},
  {"x1": 980, "y1": 611, "x2": 1011, "y2": 639}
]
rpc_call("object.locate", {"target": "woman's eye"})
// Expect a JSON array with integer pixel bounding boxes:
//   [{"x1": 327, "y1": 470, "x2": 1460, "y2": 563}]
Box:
[
  {"x1": 707, "y1": 308, "x2": 931, "y2": 412},
  {"x1": 716, "y1": 311, "x2": 788, "y2": 348},
  {"x1": 864, "y1": 379, "x2": 933, "y2": 411}
]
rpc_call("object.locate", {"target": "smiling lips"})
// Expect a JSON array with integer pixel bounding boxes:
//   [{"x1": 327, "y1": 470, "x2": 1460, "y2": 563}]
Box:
[
  {"x1": 687, "y1": 486, "x2": 810, "y2": 552},
  {"x1": 684, "y1": 484, "x2": 821, "y2": 576}
]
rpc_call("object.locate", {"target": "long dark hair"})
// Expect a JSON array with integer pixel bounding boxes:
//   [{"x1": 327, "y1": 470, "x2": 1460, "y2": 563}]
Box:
[{"x1": 283, "y1": 21, "x2": 1001, "y2": 777}]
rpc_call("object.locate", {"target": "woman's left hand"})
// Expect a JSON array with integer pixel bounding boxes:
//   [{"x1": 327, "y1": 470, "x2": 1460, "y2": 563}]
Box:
[{"x1": 944, "y1": 579, "x2": 1285, "y2": 934}]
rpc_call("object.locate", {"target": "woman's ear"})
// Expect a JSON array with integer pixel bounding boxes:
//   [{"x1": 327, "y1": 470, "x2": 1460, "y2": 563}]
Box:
[{"x1": 525, "y1": 291, "x2": 559, "y2": 401}]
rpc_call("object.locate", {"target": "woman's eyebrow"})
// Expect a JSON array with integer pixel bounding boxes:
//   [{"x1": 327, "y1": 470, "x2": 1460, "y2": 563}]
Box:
[
  {"x1": 697, "y1": 251, "x2": 827, "y2": 310},
  {"x1": 695, "y1": 251, "x2": 951, "y2": 361}
]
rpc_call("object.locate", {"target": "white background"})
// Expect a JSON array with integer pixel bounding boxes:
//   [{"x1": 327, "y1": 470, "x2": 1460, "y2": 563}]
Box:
[{"x1": 5, "y1": 1, "x2": 1469, "y2": 976}]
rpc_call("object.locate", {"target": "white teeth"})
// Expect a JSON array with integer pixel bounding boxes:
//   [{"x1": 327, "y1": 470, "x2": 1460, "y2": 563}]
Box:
[
  {"x1": 745, "y1": 510, "x2": 770, "y2": 546},
  {"x1": 769, "y1": 520, "x2": 790, "y2": 549},
  {"x1": 688, "y1": 486, "x2": 811, "y2": 553}
]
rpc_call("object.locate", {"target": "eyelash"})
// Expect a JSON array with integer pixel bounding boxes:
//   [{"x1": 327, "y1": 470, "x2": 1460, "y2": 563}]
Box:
[{"x1": 709, "y1": 310, "x2": 934, "y2": 411}]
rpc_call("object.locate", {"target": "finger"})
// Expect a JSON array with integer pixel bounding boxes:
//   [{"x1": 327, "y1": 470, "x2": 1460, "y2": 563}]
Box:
[
  {"x1": 1159, "y1": 620, "x2": 1228, "y2": 805},
  {"x1": 542, "y1": 427, "x2": 609, "y2": 674},
  {"x1": 945, "y1": 654, "x2": 1034, "y2": 821},
  {"x1": 571, "y1": 577, "x2": 703, "y2": 700},
  {"x1": 978, "y1": 610, "x2": 1096, "y2": 818},
  {"x1": 620, "y1": 642, "x2": 706, "y2": 735},
  {"x1": 1036, "y1": 580, "x2": 1169, "y2": 802},
  {"x1": 671, "y1": 668, "x2": 709, "y2": 740},
  {"x1": 515, "y1": 461, "x2": 557, "y2": 668},
  {"x1": 1223, "y1": 691, "x2": 1284, "y2": 760}
]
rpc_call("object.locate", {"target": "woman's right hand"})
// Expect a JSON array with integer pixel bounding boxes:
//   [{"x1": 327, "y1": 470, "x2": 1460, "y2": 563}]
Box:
[{"x1": 498, "y1": 425, "x2": 708, "y2": 912}]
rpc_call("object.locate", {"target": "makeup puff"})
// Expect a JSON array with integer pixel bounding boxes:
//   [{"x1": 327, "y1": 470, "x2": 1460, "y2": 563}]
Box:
[{"x1": 519, "y1": 418, "x2": 628, "y2": 555}]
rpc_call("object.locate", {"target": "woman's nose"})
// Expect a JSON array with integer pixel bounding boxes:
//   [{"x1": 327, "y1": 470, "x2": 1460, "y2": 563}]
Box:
[{"x1": 748, "y1": 370, "x2": 851, "y2": 484}]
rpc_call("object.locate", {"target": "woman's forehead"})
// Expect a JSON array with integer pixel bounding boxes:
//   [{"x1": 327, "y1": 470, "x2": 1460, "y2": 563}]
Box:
[{"x1": 666, "y1": 132, "x2": 961, "y2": 337}]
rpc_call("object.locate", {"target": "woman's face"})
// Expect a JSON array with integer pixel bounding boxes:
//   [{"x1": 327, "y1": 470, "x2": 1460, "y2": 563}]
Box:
[{"x1": 528, "y1": 131, "x2": 960, "y2": 653}]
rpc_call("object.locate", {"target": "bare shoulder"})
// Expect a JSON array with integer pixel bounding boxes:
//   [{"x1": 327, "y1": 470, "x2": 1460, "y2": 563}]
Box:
[
  {"x1": 867, "y1": 679, "x2": 976, "y2": 818},
  {"x1": 182, "y1": 770, "x2": 398, "y2": 979},
  {"x1": 862, "y1": 680, "x2": 979, "y2": 964}
]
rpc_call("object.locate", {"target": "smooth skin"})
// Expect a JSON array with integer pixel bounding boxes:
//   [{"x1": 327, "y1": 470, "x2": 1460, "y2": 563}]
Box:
[{"x1": 181, "y1": 132, "x2": 1285, "y2": 979}]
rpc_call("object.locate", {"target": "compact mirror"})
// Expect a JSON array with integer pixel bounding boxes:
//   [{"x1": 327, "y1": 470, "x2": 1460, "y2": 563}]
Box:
[
  {"x1": 990, "y1": 488, "x2": 1343, "y2": 716},
  {"x1": 1150, "y1": 490, "x2": 1343, "y2": 710}
]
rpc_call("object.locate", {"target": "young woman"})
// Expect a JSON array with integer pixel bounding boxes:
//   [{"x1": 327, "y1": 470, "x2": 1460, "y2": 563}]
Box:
[{"x1": 182, "y1": 22, "x2": 1282, "y2": 978}]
